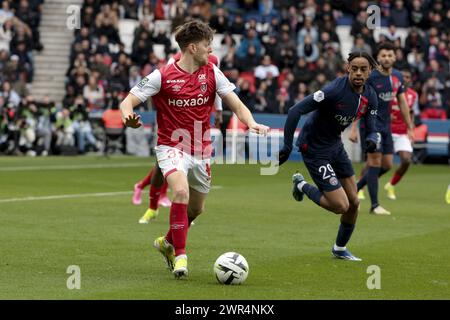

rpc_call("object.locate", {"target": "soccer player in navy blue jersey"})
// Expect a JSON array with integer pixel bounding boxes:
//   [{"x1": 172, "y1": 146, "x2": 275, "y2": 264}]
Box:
[
  {"x1": 351, "y1": 42, "x2": 414, "y2": 215},
  {"x1": 278, "y1": 52, "x2": 380, "y2": 261}
]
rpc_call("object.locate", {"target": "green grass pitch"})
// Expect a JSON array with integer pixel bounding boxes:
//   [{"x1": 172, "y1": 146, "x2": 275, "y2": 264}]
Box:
[{"x1": 0, "y1": 156, "x2": 449, "y2": 299}]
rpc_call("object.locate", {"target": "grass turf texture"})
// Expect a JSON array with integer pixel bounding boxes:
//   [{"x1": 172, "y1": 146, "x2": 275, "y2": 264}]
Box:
[{"x1": 0, "y1": 155, "x2": 449, "y2": 299}]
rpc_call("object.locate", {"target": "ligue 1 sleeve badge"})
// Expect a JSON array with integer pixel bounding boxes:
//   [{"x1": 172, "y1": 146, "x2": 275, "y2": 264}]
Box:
[{"x1": 313, "y1": 90, "x2": 324, "y2": 102}]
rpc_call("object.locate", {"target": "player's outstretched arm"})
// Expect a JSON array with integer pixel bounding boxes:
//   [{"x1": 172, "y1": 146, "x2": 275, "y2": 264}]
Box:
[
  {"x1": 120, "y1": 93, "x2": 143, "y2": 128},
  {"x1": 222, "y1": 91, "x2": 269, "y2": 135},
  {"x1": 397, "y1": 93, "x2": 414, "y2": 141},
  {"x1": 279, "y1": 94, "x2": 319, "y2": 165}
]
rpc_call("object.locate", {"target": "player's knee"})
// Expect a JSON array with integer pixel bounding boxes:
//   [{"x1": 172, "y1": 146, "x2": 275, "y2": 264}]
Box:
[
  {"x1": 172, "y1": 187, "x2": 189, "y2": 203},
  {"x1": 349, "y1": 197, "x2": 360, "y2": 210},
  {"x1": 401, "y1": 156, "x2": 412, "y2": 166},
  {"x1": 333, "y1": 201, "x2": 349, "y2": 215}
]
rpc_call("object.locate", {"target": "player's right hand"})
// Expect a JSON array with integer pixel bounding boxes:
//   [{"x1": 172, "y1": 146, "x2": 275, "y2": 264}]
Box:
[
  {"x1": 278, "y1": 147, "x2": 292, "y2": 166},
  {"x1": 348, "y1": 130, "x2": 358, "y2": 143},
  {"x1": 124, "y1": 113, "x2": 142, "y2": 128}
]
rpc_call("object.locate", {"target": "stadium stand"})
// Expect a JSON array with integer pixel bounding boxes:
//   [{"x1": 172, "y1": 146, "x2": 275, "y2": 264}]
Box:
[{"x1": 0, "y1": 0, "x2": 449, "y2": 161}]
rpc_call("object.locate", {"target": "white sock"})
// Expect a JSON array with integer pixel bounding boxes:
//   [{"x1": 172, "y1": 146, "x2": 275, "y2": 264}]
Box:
[
  {"x1": 175, "y1": 254, "x2": 187, "y2": 261},
  {"x1": 297, "y1": 181, "x2": 307, "y2": 192},
  {"x1": 333, "y1": 244, "x2": 346, "y2": 251}
]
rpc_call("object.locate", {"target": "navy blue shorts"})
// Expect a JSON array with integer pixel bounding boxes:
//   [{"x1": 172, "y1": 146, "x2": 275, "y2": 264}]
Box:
[
  {"x1": 362, "y1": 128, "x2": 394, "y2": 155},
  {"x1": 302, "y1": 144, "x2": 355, "y2": 192}
]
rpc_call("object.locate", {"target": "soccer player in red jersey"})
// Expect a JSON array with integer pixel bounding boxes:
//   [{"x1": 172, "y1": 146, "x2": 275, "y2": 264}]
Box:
[
  {"x1": 120, "y1": 20, "x2": 269, "y2": 278},
  {"x1": 384, "y1": 69, "x2": 418, "y2": 200},
  {"x1": 134, "y1": 53, "x2": 224, "y2": 225}
]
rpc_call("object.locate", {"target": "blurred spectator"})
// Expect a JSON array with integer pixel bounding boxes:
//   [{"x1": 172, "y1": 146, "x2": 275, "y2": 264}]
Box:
[
  {"x1": 83, "y1": 75, "x2": 105, "y2": 110},
  {"x1": 236, "y1": 78, "x2": 255, "y2": 112},
  {"x1": 236, "y1": 28, "x2": 262, "y2": 59},
  {"x1": 389, "y1": 0, "x2": 409, "y2": 28},
  {"x1": 383, "y1": 24, "x2": 402, "y2": 43},
  {"x1": 236, "y1": 45, "x2": 259, "y2": 72},
  {"x1": 293, "y1": 57, "x2": 313, "y2": 86},
  {"x1": 297, "y1": 16, "x2": 318, "y2": 46},
  {"x1": 229, "y1": 14, "x2": 245, "y2": 35},
  {"x1": 297, "y1": 34, "x2": 319, "y2": 63},
  {"x1": 209, "y1": 7, "x2": 229, "y2": 34},
  {"x1": 254, "y1": 55, "x2": 280, "y2": 81},
  {"x1": 352, "y1": 35, "x2": 372, "y2": 56},
  {"x1": 0, "y1": 80, "x2": 20, "y2": 108},
  {"x1": 122, "y1": 0, "x2": 139, "y2": 20}
]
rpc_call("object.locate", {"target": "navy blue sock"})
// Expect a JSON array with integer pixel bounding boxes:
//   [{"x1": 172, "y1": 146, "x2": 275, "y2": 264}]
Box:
[
  {"x1": 335, "y1": 222, "x2": 355, "y2": 247},
  {"x1": 357, "y1": 173, "x2": 368, "y2": 190},
  {"x1": 367, "y1": 166, "x2": 380, "y2": 209},
  {"x1": 301, "y1": 183, "x2": 322, "y2": 206},
  {"x1": 357, "y1": 167, "x2": 390, "y2": 191},
  {"x1": 379, "y1": 167, "x2": 389, "y2": 177}
]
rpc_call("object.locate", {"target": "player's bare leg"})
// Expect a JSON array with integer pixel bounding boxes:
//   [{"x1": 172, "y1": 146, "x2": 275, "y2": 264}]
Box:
[
  {"x1": 151, "y1": 164, "x2": 171, "y2": 207},
  {"x1": 187, "y1": 187, "x2": 207, "y2": 226},
  {"x1": 385, "y1": 151, "x2": 411, "y2": 200},
  {"x1": 164, "y1": 171, "x2": 189, "y2": 279}
]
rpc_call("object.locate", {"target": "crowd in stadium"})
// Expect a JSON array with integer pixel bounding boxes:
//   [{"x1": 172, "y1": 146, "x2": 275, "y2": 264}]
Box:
[{"x1": 1, "y1": 0, "x2": 450, "y2": 156}]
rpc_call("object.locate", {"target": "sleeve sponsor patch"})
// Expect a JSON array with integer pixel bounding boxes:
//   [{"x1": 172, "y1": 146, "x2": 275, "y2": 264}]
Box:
[
  {"x1": 313, "y1": 90, "x2": 324, "y2": 102},
  {"x1": 137, "y1": 77, "x2": 149, "y2": 88}
]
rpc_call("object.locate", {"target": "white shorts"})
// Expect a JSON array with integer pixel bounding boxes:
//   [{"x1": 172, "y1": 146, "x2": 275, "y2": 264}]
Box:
[
  {"x1": 155, "y1": 145, "x2": 211, "y2": 194},
  {"x1": 392, "y1": 133, "x2": 413, "y2": 153}
]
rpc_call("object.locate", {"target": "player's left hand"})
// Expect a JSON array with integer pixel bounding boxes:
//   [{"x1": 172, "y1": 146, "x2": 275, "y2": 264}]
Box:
[
  {"x1": 407, "y1": 127, "x2": 414, "y2": 142},
  {"x1": 278, "y1": 147, "x2": 292, "y2": 166},
  {"x1": 124, "y1": 113, "x2": 142, "y2": 128},
  {"x1": 249, "y1": 123, "x2": 270, "y2": 136},
  {"x1": 215, "y1": 110, "x2": 223, "y2": 128}
]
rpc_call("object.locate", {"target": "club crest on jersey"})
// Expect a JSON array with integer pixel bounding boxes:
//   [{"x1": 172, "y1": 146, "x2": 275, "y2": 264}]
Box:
[
  {"x1": 137, "y1": 77, "x2": 149, "y2": 88},
  {"x1": 172, "y1": 85, "x2": 181, "y2": 92},
  {"x1": 356, "y1": 96, "x2": 369, "y2": 119},
  {"x1": 313, "y1": 90, "x2": 324, "y2": 102},
  {"x1": 200, "y1": 83, "x2": 207, "y2": 92},
  {"x1": 198, "y1": 74, "x2": 206, "y2": 81}
]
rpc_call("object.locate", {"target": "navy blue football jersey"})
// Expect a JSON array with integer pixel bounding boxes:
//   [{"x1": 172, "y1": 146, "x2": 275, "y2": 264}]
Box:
[
  {"x1": 283, "y1": 76, "x2": 378, "y2": 153},
  {"x1": 366, "y1": 68, "x2": 404, "y2": 132}
]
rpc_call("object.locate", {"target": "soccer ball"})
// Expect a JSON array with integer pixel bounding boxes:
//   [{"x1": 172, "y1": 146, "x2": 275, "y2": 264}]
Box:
[{"x1": 213, "y1": 252, "x2": 249, "y2": 285}]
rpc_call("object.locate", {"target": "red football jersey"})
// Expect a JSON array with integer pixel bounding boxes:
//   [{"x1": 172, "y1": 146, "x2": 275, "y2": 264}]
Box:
[
  {"x1": 390, "y1": 87, "x2": 418, "y2": 134},
  {"x1": 130, "y1": 59, "x2": 235, "y2": 156}
]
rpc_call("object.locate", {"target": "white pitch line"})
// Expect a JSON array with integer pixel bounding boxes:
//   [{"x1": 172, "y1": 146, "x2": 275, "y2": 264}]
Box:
[
  {"x1": 0, "y1": 191, "x2": 133, "y2": 203},
  {"x1": 0, "y1": 186, "x2": 223, "y2": 203},
  {"x1": 0, "y1": 163, "x2": 153, "y2": 172}
]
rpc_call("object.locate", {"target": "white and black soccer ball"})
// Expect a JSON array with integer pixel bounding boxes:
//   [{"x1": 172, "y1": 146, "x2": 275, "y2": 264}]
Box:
[{"x1": 213, "y1": 252, "x2": 249, "y2": 285}]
